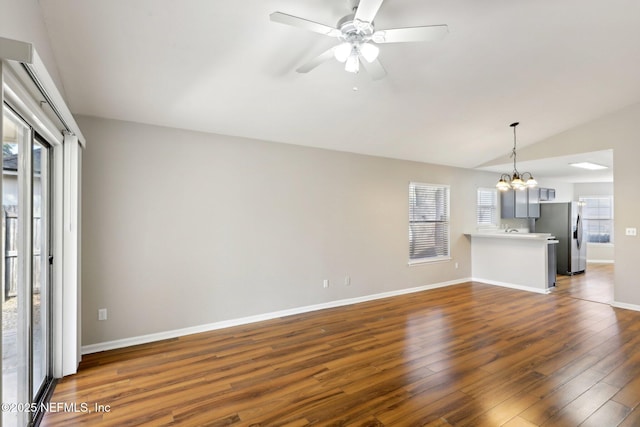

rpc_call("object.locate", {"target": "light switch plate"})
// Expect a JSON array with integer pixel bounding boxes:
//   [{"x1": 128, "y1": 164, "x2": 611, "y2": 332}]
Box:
[{"x1": 625, "y1": 228, "x2": 637, "y2": 236}]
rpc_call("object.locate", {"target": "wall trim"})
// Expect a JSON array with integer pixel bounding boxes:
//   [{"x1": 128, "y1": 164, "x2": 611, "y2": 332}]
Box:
[
  {"x1": 471, "y1": 278, "x2": 551, "y2": 295},
  {"x1": 81, "y1": 278, "x2": 471, "y2": 354},
  {"x1": 587, "y1": 259, "x2": 615, "y2": 264},
  {"x1": 611, "y1": 301, "x2": 640, "y2": 312}
]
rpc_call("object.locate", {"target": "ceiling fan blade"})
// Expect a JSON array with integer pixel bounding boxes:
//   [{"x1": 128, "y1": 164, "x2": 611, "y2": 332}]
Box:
[
  {"x1": 296, "y1": 47, "x2": 337, "y2": 73},
  {"x1": 270, "y1": 12, "x2": 341, "y2": 37},
  {"x1": 354, "y1": 0, "x2": 385, "y2": 23},
  {"x1": 372, "y1": 25, "x2": 449, "y2": 43},
  {"x1": 361, "y1": 57, "x2": 387, "y2": 80}
]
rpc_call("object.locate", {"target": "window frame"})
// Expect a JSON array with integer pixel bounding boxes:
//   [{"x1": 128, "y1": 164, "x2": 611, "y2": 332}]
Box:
[
  {"x1": 408, "y1": 181, "x2": 451, "y2": 265},
  {"x1": 476, "y1": 187, "x2": 499, "y2": 228},
  {"x1": 579, "y1": 195, "x2": 614, "y2": 244}
]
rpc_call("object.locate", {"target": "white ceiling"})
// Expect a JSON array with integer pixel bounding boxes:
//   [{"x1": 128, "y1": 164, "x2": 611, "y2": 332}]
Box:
[
  {"x1": 477, "y1": 149, "x2": 614, "y2": 183},
  {"x1": 37, "y1": 0, "x2": 640, "y2": 170}
]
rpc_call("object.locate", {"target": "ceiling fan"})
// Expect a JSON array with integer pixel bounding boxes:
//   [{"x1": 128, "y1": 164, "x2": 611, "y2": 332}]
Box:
[{"x1": 270, "y1": 0, "x2": 448, "y2": 80}]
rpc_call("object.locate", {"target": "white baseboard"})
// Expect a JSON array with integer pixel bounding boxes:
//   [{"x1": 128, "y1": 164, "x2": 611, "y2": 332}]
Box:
[
  {"x1": 611, "y1": 301, "x2": 640, "y2": 312},
  {"x1": 471, "y1": 278, "x2": 550, "y2": 295},
  {"x1": 81, "y1": 278, "x2": 471, "y2": 355},
  {"x1": 587, "y1": 260, "x2": 615, "y2": 264}
]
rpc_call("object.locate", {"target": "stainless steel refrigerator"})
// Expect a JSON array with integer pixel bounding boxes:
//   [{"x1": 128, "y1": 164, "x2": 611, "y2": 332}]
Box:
[{"x1": 535, "y1": 201, "x2": 587, "y2": 275}]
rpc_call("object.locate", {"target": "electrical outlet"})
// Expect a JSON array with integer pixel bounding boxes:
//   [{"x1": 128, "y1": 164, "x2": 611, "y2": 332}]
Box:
[
  {"x1": 98, "y1": 308, "x2": 108, "y2": 321},
  {"x1": 455, "y1": 262, "x2": 459, "y2": 269},
  {"x1": 323, "y1": 279, "x2": 329, "y2": 288},
  {"x1": 626, "y1": 228, "x2": 637, "y2": 236},
  {"x1": 344, "y1": 275, "x2": 351, "y2": 286}
]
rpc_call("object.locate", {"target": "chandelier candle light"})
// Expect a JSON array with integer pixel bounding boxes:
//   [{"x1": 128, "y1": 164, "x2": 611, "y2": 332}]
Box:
[{"x1": 496, "y1": 122, "x2": 537, "y2": 191}]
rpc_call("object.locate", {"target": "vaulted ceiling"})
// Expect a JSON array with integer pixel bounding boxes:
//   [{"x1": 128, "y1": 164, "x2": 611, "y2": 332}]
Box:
[{"x1": 38, "y1": 0, "x2": 640, "y2": 170}]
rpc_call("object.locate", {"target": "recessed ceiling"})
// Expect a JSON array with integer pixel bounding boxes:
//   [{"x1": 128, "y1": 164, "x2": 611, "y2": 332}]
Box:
[{"x1": 36, "y1": 0, "x2": 640, "y2": 168}]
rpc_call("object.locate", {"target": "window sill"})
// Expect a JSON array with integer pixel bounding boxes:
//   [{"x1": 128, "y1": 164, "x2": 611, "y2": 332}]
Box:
[{"x1": 408, "y1": 256, "x2": 452, "y2": 266}]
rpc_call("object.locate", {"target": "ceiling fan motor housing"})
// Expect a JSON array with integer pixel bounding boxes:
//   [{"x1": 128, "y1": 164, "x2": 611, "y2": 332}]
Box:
[{"x1": 337, "y1": 14, "x2": 374, "y2": 43}]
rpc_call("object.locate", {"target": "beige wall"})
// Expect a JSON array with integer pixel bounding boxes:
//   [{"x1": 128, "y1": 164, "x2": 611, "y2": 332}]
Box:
[
  {"x1": 574, "y1": 182, "x2": 614, "y2": 197},
  {"x1": 78, "y1": 116, "x2": 500, "y2": 345},
  {"x1": 500, "y1": 102, "x2": 640, "y2": 305}
]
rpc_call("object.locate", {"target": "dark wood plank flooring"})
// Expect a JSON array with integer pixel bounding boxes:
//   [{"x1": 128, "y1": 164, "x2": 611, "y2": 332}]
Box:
[
  {"x1": 552, "y1": 262, "x2": 614, "y2": 304},
  {"x1": 42, "y1": 264, "x2": 637, "y2": 426}
]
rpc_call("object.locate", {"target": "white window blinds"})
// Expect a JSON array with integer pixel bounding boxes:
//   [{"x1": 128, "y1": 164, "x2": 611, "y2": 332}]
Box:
[
  {"x1": 477, "y1": 188, "x2": 498, "y2": 226},
  {"x1": 409, "y1": 182, "x2": 450, "y2": 262}
]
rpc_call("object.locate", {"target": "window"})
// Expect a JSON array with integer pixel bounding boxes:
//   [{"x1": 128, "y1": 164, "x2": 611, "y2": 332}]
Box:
[
  {"x1": 409, "y1": 182, "x2": 450, "y2": 263},
  {"x1": 477, "y1": 188, "x2": 498, "y2": 227},
  {"x1": 579, "y1": 196, "x2": 614, "y2": 243}
]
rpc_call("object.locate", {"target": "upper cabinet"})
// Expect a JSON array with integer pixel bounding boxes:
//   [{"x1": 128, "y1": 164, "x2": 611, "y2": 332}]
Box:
[
  {"x1": 501, "y1": 187, "x2": 556, "y2": 218},
  {"x1": 528, "y1": 187, "x2": 540, "y2": 218},
  {"x1": 501, "y1": 188, "x2": 541, "y2": 218},
  {"x1": 539, "y1": 188, "x2": 556, "y2": 201}
]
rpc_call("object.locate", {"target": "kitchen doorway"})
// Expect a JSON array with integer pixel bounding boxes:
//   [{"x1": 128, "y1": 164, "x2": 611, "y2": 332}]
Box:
[{"x1": 551, "y1": 262, "x2": 614, "y2": 304}]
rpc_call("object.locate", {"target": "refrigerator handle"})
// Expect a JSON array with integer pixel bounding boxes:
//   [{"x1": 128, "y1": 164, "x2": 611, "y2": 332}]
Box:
[{"x1": 574, "y1": 213, "x2": 583, "y2": 249}]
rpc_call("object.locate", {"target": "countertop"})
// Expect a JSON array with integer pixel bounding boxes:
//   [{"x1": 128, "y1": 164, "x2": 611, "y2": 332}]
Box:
[{"x1": 466, "y1": 232, "x2": 556, "y2": 241}]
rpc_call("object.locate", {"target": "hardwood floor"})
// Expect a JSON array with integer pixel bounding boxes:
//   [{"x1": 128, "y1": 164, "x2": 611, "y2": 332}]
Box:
[
  {"x1": 42, "y1": 267, "x2": 638, "y2": 426},
  {"x1": 552, "y1": 262, "x2": 614, "y2": 305}
]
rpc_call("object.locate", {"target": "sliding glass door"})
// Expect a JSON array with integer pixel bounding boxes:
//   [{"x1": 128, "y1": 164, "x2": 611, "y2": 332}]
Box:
[
  {"x1": 2, "y1": 105, "x2": 27, "y2": 427},
  {"x1": 32, "y1": 136, "x2": 51, "y2": 403},
  {"x1": 2, "y1": 104, "x2": 53, "y2": 427}
]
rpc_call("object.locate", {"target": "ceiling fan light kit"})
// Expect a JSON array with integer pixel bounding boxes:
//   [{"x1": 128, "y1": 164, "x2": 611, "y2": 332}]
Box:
[
  {"x1": 359, "y1": 43, "x2": 379, "y2": 63},
  {"x1": 269, "y1": 0, "x2": 448, "y2": 80},
  {"x1": 345, "y1": 53, "x2": 360, "y2": 73},
  {"x1": 334, "y1": 42, "x2": 353, "y2": 62},
  {"x1": 335, "y1": 42, "x2": 379, "y2": 74}
]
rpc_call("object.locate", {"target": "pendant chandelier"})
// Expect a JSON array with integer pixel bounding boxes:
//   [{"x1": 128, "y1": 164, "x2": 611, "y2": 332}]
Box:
[{"x1": 496, "y1": 122, "x2": 537, "y2": 191}]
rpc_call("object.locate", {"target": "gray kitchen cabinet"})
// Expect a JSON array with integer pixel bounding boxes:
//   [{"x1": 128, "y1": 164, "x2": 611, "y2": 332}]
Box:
[
  {"x1": 528, "y1": 187, "x2": 540, "y2": 217},
  {"x1": 501, "y1": 188, "x2": 540, "y2": 218},
  {"x1": 540, "y1": 188, "x2": 548, "y2": 201},
  {"x1": 539, "y1": 188, "x2": 556, "y2": 201}
]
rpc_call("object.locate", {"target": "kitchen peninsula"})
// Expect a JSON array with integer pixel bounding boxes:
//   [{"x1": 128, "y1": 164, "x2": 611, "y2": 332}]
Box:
[{"x1": 466, "y1": 232, "x2": 558, "y2": 293}]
